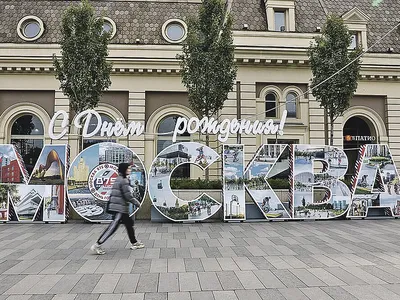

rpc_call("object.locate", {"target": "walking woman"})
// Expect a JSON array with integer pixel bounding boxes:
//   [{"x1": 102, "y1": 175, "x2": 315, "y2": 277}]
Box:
[{"x1": 91, "y1": 163, "x2": 144, "y2": 255}]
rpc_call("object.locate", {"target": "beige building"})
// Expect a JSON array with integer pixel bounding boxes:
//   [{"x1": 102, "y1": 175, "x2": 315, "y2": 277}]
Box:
[{"x1": 0, "y1": 0, "x2": 399, "y2": 185}]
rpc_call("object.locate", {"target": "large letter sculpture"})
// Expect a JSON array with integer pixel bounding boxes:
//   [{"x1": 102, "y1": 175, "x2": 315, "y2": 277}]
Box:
[
  {"x1": 349, "y1": 144, "x2": 400, "y2": 218},
  {"x1": 67, "y1": 142, "x2": 146, "y2": 222},
  {"x1": 292, "y1": 145, "x2": 351, "y2": 219},
  {"x1": 148, "y1": 142, "x2": 220, "y2": 222},
  {"x1": 0, "y1": 144, "x2": 69, "y2": 223},
  {"x1": 223, "y1": 145, "x2": 246, "y2": 220},
  {"x1": 244, "y1": 144, "x2": 291, "y2": 219}
]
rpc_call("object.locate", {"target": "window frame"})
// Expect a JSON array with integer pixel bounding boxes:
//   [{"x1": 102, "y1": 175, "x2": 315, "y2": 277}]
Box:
[
  {"x1": 285, "y1": 91, "x2": 298, "y2": 118},
  {"x1": 274, "y1": 9, "x2": 287, "y2": 32},
  {"x1": 162, "y1": 19, "x2": 188, "y2": 44},
  {"x1": 17, "y1": 16, "x2": 45, "y2": 41},
  {"x1": 265, "y1": 91, "x2": 278, "y2": 118}
]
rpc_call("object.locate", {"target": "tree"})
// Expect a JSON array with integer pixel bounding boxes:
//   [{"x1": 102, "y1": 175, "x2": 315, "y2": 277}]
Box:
[
  {"x1": 308, "y1": 15, "x2": 362, "y2": 145},
  {"x1": 178, "y1": 0, "x2": 237, "y2": 177},
  {"x1": 53, "y1": 0, "x2": 112, "y2": 147}
]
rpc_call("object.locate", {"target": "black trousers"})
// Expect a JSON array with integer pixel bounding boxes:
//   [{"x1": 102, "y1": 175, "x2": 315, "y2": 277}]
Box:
[{"x1": 97, "y1": 212, "x2": 137, "y2": 245}]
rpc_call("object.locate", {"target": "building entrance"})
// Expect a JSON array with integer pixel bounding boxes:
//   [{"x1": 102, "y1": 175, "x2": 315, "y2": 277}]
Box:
[{"x1": 343, "y1": 116, "x2": 376, "y2": 179}]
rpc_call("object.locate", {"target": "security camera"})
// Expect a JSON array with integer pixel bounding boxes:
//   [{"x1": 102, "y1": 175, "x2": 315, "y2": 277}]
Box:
[
  {"x1": 135, "y1": 38, "x2": 141, "y2": 44},
  {"x1": 243, "y1": 24, "x2": 249, "y2": 30},
  {"x1": 316, "y1": 26, "x2": 321, "y2": 32},
  {"x1": 387, "y1": 47, "x2": 394, "y2": 53}
]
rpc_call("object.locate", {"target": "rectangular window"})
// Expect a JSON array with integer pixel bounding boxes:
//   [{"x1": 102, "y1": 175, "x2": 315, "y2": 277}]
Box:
[
  {"x1": 349, "y1": 33, "x2": 358, "y2": 49},
  {"x1": 274, "y1": 10, "x2": 286, "y2": 31},
  {"x1": 265, "y1": 93, "x2": 277, "y2": 118}
]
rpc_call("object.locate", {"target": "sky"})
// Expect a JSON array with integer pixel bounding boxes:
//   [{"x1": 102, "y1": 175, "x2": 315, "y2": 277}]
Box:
[{"x1": 69, "y1": 144, "x2": 100, "y2": 177}]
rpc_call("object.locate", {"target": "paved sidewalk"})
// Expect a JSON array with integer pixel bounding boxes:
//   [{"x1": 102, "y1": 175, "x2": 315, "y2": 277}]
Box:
[{"x1": 1, "y1": 220, "x2": 400, "y2": 300}]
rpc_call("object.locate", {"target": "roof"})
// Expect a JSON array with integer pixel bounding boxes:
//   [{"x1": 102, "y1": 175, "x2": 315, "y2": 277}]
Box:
[{"x1": 0, "y1": 0, "x2": 398, "y2": 53}]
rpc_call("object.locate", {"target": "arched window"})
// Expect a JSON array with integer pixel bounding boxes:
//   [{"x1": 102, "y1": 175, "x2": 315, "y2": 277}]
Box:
[
  {"x1": 265, "y1": 92, "x2": 277, "y2": 118},
  {"x1": 10, "y1": 114, "x2": 44, "y2": 175},
  {"x1": 83, "y1": 113, "x2": 116, "y2": 149},
  {"x1": 286, "y1": 92, "x2": 297, "y2": 118},
  {"x1": 157, "y1": 115, "x2": 190, "y2": 178}
]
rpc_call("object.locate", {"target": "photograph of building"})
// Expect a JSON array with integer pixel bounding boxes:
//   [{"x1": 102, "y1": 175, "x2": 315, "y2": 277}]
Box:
[
  {"x1": 0, "y1": 0, "x2": 399, "y2": 221},
  {"x1": 29, "y1": 145, "x2": 67, "y2": 185},
  {"x1": 10, "y1": 185, "x2": 50, "y2": 221}
]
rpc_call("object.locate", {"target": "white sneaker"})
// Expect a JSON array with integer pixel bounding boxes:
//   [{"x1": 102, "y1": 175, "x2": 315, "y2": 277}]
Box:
[
  {"x1": 130, "y1": 242, "x2": 145, "y2": 249},
  {"x1": 91, "y1": 243, "x2": 106, "y2": 255}
]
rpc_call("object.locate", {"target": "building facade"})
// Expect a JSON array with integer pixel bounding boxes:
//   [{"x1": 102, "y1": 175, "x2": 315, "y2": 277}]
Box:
[{"x1": 0, "y1": 0, "x2": 399, "y2": 185}]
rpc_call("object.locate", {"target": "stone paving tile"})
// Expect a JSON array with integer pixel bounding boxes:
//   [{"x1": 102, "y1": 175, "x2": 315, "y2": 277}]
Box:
[
  {"x1": 49, "y1": 274, "x2": 83, "y2": 294},
  {"x1": 213, "y1": 291, "x2": 238, "y2": 300},
  {"x1": 98, "y1": 294, "x2": 122, "y2": 300},
  {"x1": 4, "y1": 274, "x2": 44, "y2": 294},
  {"x1": 190, "y1": 291, "x2": 214, "y2": 300},
  {"x1": 289, "y1": 268, "x2": 326, "y2": 287},
  {"x1": 197, "y1": 272, "x2": 222, "y2": 291},
  {"x1": 113, "y1": 274, "x2": 140, "y2": 294},
  {"x1": 300, "y1": 287, "x2": 334, "y2": 300},
  {"x1": 167, "y1": 292, "x2": 191, "y2": 300},
  {"x1": 179, "y1": 272, "x2": 201, "y2": 292},
  {"x1": 234, "y1": 271, "x2": 264, "y2": 289},
  {"x1": 75, "y1": 294, "x2": 100, "y2": 300},
  {"x1": 57, "y1": 260, "x2": 87, "y2": 274},
  {"x1": 136, "y1": 273, "x2": 159, "y2": 293},
  {"x1": 216, "y1": 271, "x2": 243, "y2": 290},
  {"x1": 341, "y1": 266, "x2": 386, "y2": 285},
  {"x1": 92, "y1": 274, "x2": 121, "y2": 294},
  {"x1": 70, "y1": 274, "x2": 102, "y2": 294},
  {"x1": 235, "y1": 290, "x2": 262, "y2": 300},
  {"x1": 26, "y1": 274, "x2": 63, "y2": 294},
  {"x1": 321, "y1": 287, "x2": 358, "y2": 300},
  {"x1": 189, "y1": 248, "x2": 206, "y2": 258},
  {"x1": 149, "y1": 259, "x2": 167, "y2": 273},
  {"x1": 5, "y1": 296, "x2": 32, "y2": 300},
  {"x1": 52, "y1": 294, "x2": 78, "y2": 300},
  {"x1": 158, "y1": 272, "x2": 179, "y2": 292},
  {"x1": 256, "y1": 288, "x2": 286, "y2": 300},
  {"x1": 278, "y1": 288, "x2": 309, "y2": 300},
  {"x1": 168, "y1": 259, "x2": 185, "y2": 273},
  {"x1": 143, "y1": 292, "x2": 166, "y2": 300},
  {"x1": 341, "y1": 285, "x2": 379, "y2": 300},
  {"x1": 271, "y1": 270, "x2": 307, "y2": 288},
  {"x1": 112, "y1": 260, "x2": 134, "y2": 274},
  {"x1": 183, "y1": 259, "x2": 204, "y2": 272},
  {"x1": 253, "y1": 270, "x2": 285, "y2": 288},
  {"x1": 248, "y1": 257, "x2": 274, "y2": 270},
  {"x1": 120, "y1": 293, "x2": 144, "y2": 300},
  {"x1": 176, "y1": 248, "x2": 191, "y2": 259},
  {"x1": 132, "y1": 260, "x2": 151, "y2": 274}
]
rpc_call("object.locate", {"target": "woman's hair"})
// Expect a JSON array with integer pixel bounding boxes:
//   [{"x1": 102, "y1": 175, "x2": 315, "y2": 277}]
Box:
[{"x1": 118, "y1": 163, "x2": 130, "y2": 178}]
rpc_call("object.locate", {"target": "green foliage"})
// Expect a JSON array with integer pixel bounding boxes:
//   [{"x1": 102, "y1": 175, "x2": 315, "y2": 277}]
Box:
[
  {"x1": 178, "y1": 0, "x2": 237, "y2": 118},
  {"x1": 268, "y1": 178, "x2": 291, "y2": 189},
  {"x1": 0, "y1": 185, "x2": 18, "y2": 202},
  {"x1": 170, "y1": 177, "x2": 290, "y2": 190},
  {"x1": 53, "y1": 0, "x2": 112, "y2": 113},
  {"x1": 170, "y1": 178, "x2": 222, "y2": 189},
  {"x1": 308, "y1": 15, "x2": 362, "y2": 145}
]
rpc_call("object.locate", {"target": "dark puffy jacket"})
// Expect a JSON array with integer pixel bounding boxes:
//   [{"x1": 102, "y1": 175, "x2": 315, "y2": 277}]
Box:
[{"x1": 108, "y1": 175, "x2": 141, "y2": 214}]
